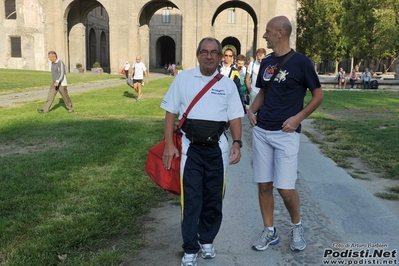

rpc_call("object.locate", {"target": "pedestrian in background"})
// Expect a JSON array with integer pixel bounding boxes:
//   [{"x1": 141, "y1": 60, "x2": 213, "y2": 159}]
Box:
[
  {"x1": 124, "y1": 61, "x2": 130, "y2": 79},
  {"x1": 246, "y1": 48, "x2": 266, "y2": 105},
  {"x1": 130, "y1": 55, "x2": 148, "y2": 101},
  {"x1": 37, "y1": 51, "x2": 74, "y2": 113},
  {"x1": 361, "y1": 68, "x2": 371, "y2": 89},
  {"x1": 338, "y1": 67, "x2": 347, "y2": 89},
  {"x1": 236, "y1": 54, "x2": 249, "y2": 112},
  {"x1": 218, "y1": 48, "x2": 244, "y2": 113},
  {"x1": 349, "y1": 68, "x2": 358, "y2": 89}
]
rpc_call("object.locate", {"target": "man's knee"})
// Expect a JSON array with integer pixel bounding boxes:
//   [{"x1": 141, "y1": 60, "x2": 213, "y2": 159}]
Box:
[
  {"x1": 258, "y1": 182, "x2": 273, "y2": 194},
  {"x1": 277, "y1": 188, "x2": 297, "y2": 201}
]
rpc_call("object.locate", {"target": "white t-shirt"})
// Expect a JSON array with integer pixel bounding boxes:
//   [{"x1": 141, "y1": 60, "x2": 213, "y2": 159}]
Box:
[
  {"x1": 161, "y1": 66, "x2": 244, "y2": 122},
  {"x1": 133, "y1": 62, "x2": 147, "y2": 79},
  {"x1": 246, "y1": 60, "x2": 261, "y2": 94},
  {"x1": 220, "y1": 64, "x2": 233, "y2": 77}
]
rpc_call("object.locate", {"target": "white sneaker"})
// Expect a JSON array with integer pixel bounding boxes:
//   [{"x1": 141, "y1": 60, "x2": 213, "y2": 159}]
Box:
[
  {"x1": 181, "y1": 253, "x2": 197, "y2": 266},
  {"x1": 200, "y1": 243, "x2": 216, "y2": 259}
]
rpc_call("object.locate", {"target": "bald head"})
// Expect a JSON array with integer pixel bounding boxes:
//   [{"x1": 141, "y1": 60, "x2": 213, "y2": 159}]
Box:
[{"x1": 268, "y1": 16, "x2": 292, "y2": 37}]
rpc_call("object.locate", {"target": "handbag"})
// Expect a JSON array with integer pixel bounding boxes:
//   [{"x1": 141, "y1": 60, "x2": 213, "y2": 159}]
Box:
[
  {"x1": 144, "y1": 73, "x2": 223, "y2": 194},
  {"x1": 121, "y1": 69, "x2": 126, "y2": 75}
]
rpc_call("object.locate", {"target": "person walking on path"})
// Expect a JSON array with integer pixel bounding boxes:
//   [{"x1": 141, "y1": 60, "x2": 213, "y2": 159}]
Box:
[
  {"x1": 236, "y1": 54, "x2": 249, "y2": 112},
  {"x1": 218, "y1": 48, "x2": 245, "y2": 113},
  {"x1": 123, "y1": 61, "x2": 130, "y2": 79},
  {"x1": 130, "y1": 55, "x2": 148, "y2": 101},
  {"x1": 161, "y1": 37, "x2": 244, "y2": 266},
  {"x1": 247, "y1": 16, "x2": 323, "y2": 252},
  {"x1": 37, "y1": 51, "x2": 74, "y2": 113},
  {"x1": 245, "y1": 48, "x2": 266, "y2": 105}
]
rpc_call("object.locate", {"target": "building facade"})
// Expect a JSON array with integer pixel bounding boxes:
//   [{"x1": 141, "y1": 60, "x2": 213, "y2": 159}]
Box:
[{"x1": 0, "y1": 0, "x2": 297, "y2": 74}]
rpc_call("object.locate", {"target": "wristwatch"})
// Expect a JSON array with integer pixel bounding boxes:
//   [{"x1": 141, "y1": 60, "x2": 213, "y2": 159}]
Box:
[{"x1": 233, "y1": 140, "x2": 243, "y2": 148}]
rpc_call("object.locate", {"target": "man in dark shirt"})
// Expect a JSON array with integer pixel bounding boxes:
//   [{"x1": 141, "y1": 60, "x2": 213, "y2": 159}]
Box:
[{"x1": 247, "y1": 16, "x2": 323, "y2": 252}]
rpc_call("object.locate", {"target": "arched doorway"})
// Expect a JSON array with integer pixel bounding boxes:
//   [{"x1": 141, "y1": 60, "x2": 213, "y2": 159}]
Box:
[
  {"x1": 211, "y1": 1, "x2": 258, "y2": 59},
  {"x1": 143, "y1": 1, "x2": 182, "y2": 69},
  {"x1": 67, "y1": 1, "x2": 110, "y2": 73},
  {"x1": 156, "y1": 36, "x2": 176, "y2": 68}
]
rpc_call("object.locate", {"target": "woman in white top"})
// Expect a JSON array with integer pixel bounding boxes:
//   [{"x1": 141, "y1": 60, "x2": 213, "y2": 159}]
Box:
[{"x1": 338, "y1": 67, "x2": 347, "y2": 89}]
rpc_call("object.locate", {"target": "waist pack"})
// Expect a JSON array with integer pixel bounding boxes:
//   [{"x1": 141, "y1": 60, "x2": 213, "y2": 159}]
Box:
[{"x1": 181, "y1": 119, "x2": 227, "y2": 145}]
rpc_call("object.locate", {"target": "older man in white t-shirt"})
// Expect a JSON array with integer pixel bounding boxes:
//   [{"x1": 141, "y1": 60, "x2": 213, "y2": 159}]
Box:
[{"x1": 245, "y1": 48, "x2": 266, "y2": 105}]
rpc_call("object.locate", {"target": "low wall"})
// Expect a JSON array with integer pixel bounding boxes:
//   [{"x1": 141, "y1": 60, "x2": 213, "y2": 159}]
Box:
[{"x1": 318, "y1": 75, "x2": 399, "y2": 90}]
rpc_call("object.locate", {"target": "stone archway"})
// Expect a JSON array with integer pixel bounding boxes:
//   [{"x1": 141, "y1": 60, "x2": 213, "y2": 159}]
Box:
[
  {"x1": 142, "y1": 1, "x2": 182, "y2": 70},
  {"x1": 66, "y1": 0, "x2": 109, "y2": 73},
  {"x1": 212, "y1": 1, "x2": 258, "y2": 59}
]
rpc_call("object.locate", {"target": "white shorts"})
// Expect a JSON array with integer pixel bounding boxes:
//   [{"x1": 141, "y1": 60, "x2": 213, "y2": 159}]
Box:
[{"x1": 252, "y1": 126, "x2": 300, "y2": 189}]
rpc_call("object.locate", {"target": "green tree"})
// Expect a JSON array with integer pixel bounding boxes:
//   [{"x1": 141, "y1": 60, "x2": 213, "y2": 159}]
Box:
[
  {"x1": 297, "y1": 0, "x2": 344, "y2": 73},
  {"x1": 374, "y1": 0, "x2": 399, "y2": 72},
  {"x1": 341, "y1": 0, "x2": 377, "y2": 62},
  {"x1": 298, "y1": 0, "x2": 399, "y2": 75},
  {"x1": 297, "y1": 0, "x2": 321, "y2": 62}
]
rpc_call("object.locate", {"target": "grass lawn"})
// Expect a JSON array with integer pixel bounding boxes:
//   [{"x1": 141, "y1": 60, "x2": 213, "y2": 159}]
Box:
[
  {"x1": 1, "y1": 69, "x2": 399, "y2": 264},
  {"x1": 0, "y1": 68, "x2": 122, "y2": 95},
  {"x1": 304, "y1": 89, "x2": 399, "y2": 199},
  {"x1": 0, "y1": 72, "x2": 177, "y2": 265}
]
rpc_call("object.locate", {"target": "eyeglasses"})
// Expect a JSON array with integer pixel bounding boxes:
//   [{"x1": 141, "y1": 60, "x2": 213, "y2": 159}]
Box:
[
  {"x1": 199, "y1": 50, "x2": 220, "y2": 56},
  {"x1": 224, "y1": 54, "x2": 233, "y2": 57}
]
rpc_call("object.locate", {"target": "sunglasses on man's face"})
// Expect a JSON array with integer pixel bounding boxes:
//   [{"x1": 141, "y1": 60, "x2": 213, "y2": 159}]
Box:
[{"x1": 224, "y1": 54, "x2": 233, "y2": 57}]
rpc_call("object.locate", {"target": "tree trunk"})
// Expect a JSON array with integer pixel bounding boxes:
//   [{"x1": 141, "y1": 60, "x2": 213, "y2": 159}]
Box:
[
  {"x1": 314, "y1": 61, "x2": 318, "y2": 74},
  {"x1": 395, "y1": 53, "x2": 399, "y2": 79}
]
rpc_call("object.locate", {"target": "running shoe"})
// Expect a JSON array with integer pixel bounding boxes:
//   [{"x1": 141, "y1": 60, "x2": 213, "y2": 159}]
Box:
[
  {"x1": 181, "y1": 253, "x2": 197, "y2": 266},
  {"x1": 252, "y1": 227, "x2": 279, "y2": 251},
  {"x1": 200, "y1": 243, "x2": 216, "y2": 259},
  {"x1": 290, "y1": 224, "x2": 306, "y2": 251}
]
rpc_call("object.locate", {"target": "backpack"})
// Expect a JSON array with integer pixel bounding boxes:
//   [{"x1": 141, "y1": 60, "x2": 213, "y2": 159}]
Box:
[{"x1": 370, "y1": 80, "x2": 378, "y2": 89}]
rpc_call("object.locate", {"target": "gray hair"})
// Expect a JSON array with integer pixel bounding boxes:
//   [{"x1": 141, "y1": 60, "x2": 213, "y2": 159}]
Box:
[
  {"x1": 48, "y1": 51, "x2": 58, "y2": 58},
  {"x1": 196, "y1": 37, "x2": 222, "y2": 55}
]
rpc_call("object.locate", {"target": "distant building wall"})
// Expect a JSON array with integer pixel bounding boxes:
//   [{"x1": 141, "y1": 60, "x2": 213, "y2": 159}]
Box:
[{"x1": 0, "y1": 0, "x2": 298, "y2": 73}]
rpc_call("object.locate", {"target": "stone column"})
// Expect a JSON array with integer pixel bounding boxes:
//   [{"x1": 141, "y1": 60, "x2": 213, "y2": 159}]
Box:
[{"x1": 68, "y1": 23, "x2": 86, "y2": 73}]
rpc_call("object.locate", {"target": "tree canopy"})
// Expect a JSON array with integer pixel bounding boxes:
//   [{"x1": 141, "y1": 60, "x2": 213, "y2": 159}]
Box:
[{"x1": 297, "y1": 0, "x2": 399, "y2": 72}]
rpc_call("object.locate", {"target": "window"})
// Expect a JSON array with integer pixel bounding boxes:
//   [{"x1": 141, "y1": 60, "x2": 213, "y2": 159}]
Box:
[
  {"x1": 10, "y1": 36, "x2": 22, "y2": 57},
  {"x1": 228, "y1": 9, "x2": 235, "y2": 24},
  {"x1": 162, "y1": 9, "x2": 170, "y2": 23},
  {"x1": 5, "y1": 0, "x2": 17, "y2": 19}
]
